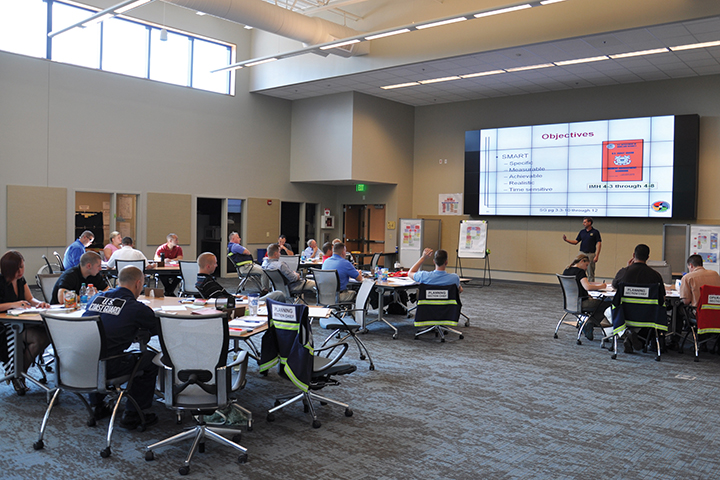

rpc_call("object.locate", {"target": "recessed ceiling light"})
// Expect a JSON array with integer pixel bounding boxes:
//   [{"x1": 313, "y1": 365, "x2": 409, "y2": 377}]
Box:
[
  {"x1": 365, "y1": 29, "x2": 411, "y2": 41},
  {"x1": 416, "y1": 17, "x2": 467, "y2": 30},
  {"x1": 505, "y1": 63, "x2": 554, "y2": 72},
  {"x1": 554, "y1": 55, "x2": 609, "y2": 66},
  {"x1": 609, "y1": 48, "x2": 669, "y2": 59},
  {"x1": 460, "y1": 70, "x2": 505, "y2": 78},
  {"x1": 418, "y1": 76, "x2": 461, "y2": 84},
  {"x1": 381, "y1": 82, "x2": 420, "y2": 90},
  {"x1": 670, "y1": 40, "x2": 720, "y2": 51},
  {"x1": 474, "y1": 5, "x2": 532, "y2": 19},
  {"x1": 320, "y1": 39, "x2": 361, "y2": 50}
]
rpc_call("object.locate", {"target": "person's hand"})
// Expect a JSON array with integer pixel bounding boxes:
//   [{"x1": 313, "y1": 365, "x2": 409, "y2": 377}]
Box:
[
  {"x1": 146, "y1": 263, "x2": 156, "y2": 269},
  {"x1": 36, "y1": 301, "x2": 50, "y2": 309},
  {"x1": 422, "y1": 247, "x2": 434, "y2": 258},
  {"x1": 594, "y1": 255, "x2": 599, "y2": 263},
  {"x1": 599, "y1": 282, "x2": 607, "y2": 289},
  {"x1": 562, "y1": 234, "x2": 567, "y2": 241},
  {"x1": 12, "y1": 300, "x2": 31, "y2": 309},
  {"x1": 627, "y1": 256, "x2": 634, "y2": 266}
]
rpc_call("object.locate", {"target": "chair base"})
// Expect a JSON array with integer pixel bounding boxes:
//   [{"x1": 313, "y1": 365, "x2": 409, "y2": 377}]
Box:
[
  {"x1": 266, "y1": 391, "x2": 352, "y2": 429},
  {"x1": 145, "y1": 415, "x2": 247, "y2": 474},
  {"x1": 414, "y1": 325, "x2": 464, "y2": 342}
]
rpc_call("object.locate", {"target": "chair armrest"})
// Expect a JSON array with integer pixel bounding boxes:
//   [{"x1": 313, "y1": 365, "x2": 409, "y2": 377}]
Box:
[
  {"x1": 229, "y1": 351, "x2": 248, "y2": 391},
  {"x1": 313, "y1": 341, "x2": 349, "y2": 373}
]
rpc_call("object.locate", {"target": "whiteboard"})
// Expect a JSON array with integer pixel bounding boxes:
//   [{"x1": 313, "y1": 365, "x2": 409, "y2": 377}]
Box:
[
  {"x1": 458, "y1": 220, "x2": 487, "y2": 258},
  {"x1": 689, "y1": 224, "x2": 720, "y2": 274}
]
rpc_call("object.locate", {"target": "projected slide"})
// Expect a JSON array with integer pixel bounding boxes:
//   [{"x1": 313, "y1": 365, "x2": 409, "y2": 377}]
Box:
[{"x1": 475, "y1": 116, "x2": 675, "y2": 217}]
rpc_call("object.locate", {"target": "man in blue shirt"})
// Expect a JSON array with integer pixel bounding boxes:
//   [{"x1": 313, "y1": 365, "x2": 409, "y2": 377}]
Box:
[
  {"x1": 408, "y1": 248, "x2": 463, "y2": 292},
  {"x1": 227, "y1": 231, "x2": 264, "y2": 281},
  {"x1": 322, "y1": 242, "x2": 363, "y2": 302},
  {"x1": 563, "y1": 217, "x2": 602, "y2": 282},
  {"x1": 63, "y1": 230, "x2": 94, "y2": 269},
  {"x1": 303, "y1": 239, "x2": 321, "y2": 260}
]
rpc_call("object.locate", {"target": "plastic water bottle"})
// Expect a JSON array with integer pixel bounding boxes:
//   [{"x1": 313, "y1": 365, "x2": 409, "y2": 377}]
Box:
[
  {"x1": 248, "y1": 293, "x2": 259, "y2": 316},
  {"x1": 301, "y1": 252, "x2": 306, "y2": 262},
  {"x1": 79, "y1": 283, "x2": 88, "y2": 308},
  {"x1": 87, "y1": 284, "x2": 97, "y2": 301}
]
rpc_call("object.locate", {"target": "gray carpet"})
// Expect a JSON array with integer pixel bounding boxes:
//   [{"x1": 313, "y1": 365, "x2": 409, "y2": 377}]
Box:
[{"x1": 3, "y1": 279, "x2": 720, "y2": 479}]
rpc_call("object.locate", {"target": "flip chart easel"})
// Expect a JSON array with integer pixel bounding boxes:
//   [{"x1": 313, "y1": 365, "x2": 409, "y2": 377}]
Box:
[{"x1": 456, "y1": 220, "x2": 491, "y2": 286}]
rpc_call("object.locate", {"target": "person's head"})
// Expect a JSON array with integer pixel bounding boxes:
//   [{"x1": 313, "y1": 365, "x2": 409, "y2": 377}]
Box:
[
  {"x1": 121, "y1": 236, "x2": 133, "y2": 247},
  {"x1": 80, "y1": 230, "x2": 95, "y2": 246},
  {"x1": 332, "y1": 238, "x2": 341, "y2": 245},
  {"x1": 307, "y1": 239, "x2": 317, "y2": 249},
  {"x1": 687, "y1": 254, "x2": 703, "y2": 270},
  {"x1": 322, "y1": 242, "x2": 333, "y2": 255},
  {"x1": 79, "y1": 251, "x2": 102, "y2": 277},
  {"x1": 332, "y1": 242, "x2": 346, "y2": 256},
  {"x1": 1, "y1": 250, "x2": 25, "y2": 281},
  {"x1": 197, "y1": 252, "x2": 218, "y2": 274},
  {"x1": 267, "y1": 243, "x2": 281, "y2": 259},
  {"x1": 118, "y1": 265, "x2": 145, "y2": 297},
  {"x1": 229, "y1": 232, "x2": 240, "y2": 244},
  {"x1": 166, "y1": 233, "x2": 178, "y2": 247},
  {"x1": 433, "y1": 249, "x2": 449, "y2": 267},
  {"x1": 568, "y1": 253, "x2": 591, "y2": 270},
  {"x1": 109, "y1": 231, "x2": 121, "y2": 246},
  {"x1": 633, "y1": 244, "x2": 650, "y2": 262},
  {"x1": 582, "y1": 217, "x2": 593, "y2": 229},
  {"x1": 278, "y1": 235, "x2": 287, "y2": 246}
]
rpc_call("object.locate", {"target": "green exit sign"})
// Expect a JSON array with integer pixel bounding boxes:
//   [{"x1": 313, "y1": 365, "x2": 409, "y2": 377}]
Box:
[{"x1": 356, "y1": 184, "x2": 367, "y2": 192}]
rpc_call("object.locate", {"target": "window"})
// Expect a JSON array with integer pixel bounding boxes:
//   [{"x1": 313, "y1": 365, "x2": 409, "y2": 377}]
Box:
[{"x1": 0, "y1": 0, "x2": 234, "y2": 95}]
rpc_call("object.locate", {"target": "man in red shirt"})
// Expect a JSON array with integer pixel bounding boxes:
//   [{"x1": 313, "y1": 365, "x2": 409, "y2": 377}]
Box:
[{"x1": 154, "y1": 233, "x2": 183, "y2": 296}]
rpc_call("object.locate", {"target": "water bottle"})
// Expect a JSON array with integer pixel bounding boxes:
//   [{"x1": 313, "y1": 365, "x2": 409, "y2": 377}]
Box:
[
  {"x1": 301, "y1": 253, "x2": 306, "y2": 262},
  {"x1": 87, "y1": 284, "x2": 97, "y2": 300},
  {"x1": 248, "y1": 294, "x2": 259, "y2": 316},
  {"x1": 159, "y1": 252, "x2": 165, "y2": 267},
  {"x1": 79, "y1": 283, "x2": 88, "y2": 308}
]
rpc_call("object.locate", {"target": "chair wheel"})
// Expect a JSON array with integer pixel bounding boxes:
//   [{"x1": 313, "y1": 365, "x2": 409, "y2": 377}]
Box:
[
  {"x1": 238, "y1": 453, "x2": 248, "y2": 464},
  {"x1": 266, "y1": 413, "x2": 275, "y2": 422},
  {"x1": 247, "y1": 423, "x2": 253, "y2": 432},
  {"x1": 87, "y1": 417, "x2": 96, "y2": 427},
  {"x1": 415, "y1": 336, "x2": 420, "y2": 340},
  {"x1": 100, "y1": 447, "x2": 111, "y2": 458},
  {"x1": 16, "y1": 388, "x2": 26, "y2": 397},
  {"x1": 232, "y1": 434, "x2": 242, "y2": 443},
  {"x1": 440, "y1": 338, "x2": 445, "y2": 343},
  {"x1": 459, "y1": 335, "x2": 464, "y2": 339},
  {"x1": 312, "y1": 419, "x2": 321, "y2": 429},
  {"x1": 392, "y1": 334, "x2": 397, "y2": 340},
  {"x1": 655, "y1": 355, "x2": 661, "y2": 361},
  {"x1": 577, "y1": 339, "x2": 582, "y2": 345},
  {"x1": 145, "y1": 450, "x2": 155, "y2": 461},
  {"x1": 179, "y1": 466, "x2": 190, "y2": 475},
  {"x1": 369, "y1": 365, "x2": 375, "y2": 371},
  {"x1": 320, "y1": 401, "x2": 327, "y2": 406},
  {"x1": 33, "y1": 440, "x2": 44, "y2": 450},
  {"x1": 39, "y1": 377, "x2": 47, "y2": 385},
  {"x1": 45, "y1": 366, "x2": 53, "y2": 373},
  {"x1": 359, "y1": 354, "x2": 366, "y2": 360},
  {"x1": 345, "y1": 408, "x2": 353, "y2": 417},
  {"x1": 611, "y1": 354, "x2": 617, "y2": 360},
  {"x1": 553, "y1": 333, "x2": 558, "y2": 339}
]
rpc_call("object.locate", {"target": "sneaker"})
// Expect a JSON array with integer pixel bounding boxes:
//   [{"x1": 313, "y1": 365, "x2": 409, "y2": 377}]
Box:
[
  {"x1": 120, "y1": 411, "x2": 158, "y2": 430},
  {"x1": 582, "y1": 323, "x2": 594, "y2": 341},
  {"x1": 94, "y1": 403, "x2": 113, "y2": 420}
]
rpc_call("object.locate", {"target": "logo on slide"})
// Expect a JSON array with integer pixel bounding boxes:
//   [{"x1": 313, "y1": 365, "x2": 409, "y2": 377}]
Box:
[{"x1": 652, "y1": 201, "x2": 669, "y2": 212}]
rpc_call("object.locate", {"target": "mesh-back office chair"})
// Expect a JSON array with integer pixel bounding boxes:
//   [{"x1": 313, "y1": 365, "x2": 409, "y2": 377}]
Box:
[
  {"x1": 609, "y1": 282, "x2": 668, "y2": 360},
  {"x1": 370, "y1": 252, "x2": 382, "y2": 270},
  {"x1": 35, "y1": 313, "x2": 148, "y2": 458},
  {"x1": 36, "y1": 273, "x2": 61, "y2": 304},
  {"x1": 53, "y1": 251, "x2": 65, "y2": 271},
  {"x1": 280, "y1": 254, "x2": 301, "y2": 273},
  {"x1": 115, "y1": 259, "x2": 146, "y2": 273},
  {"x1": 414, "y1": 284, "x2": 464, "y2": 342},
  {"x1": 145, "y1": 312, "x2": 249, "y2": 475},
  {"x1": 264, "y1": 268, "x2": 305, "y2": 304},
  {"x1": 229, "y1": 253, "x2": 263, "y2": 294},
  {"x1": 260, "y1": 300, "x2": 356, "y2": 428},
  {"x1": 555, "y1": 274, "x2": 611, "y2": 346},
  {"x1": 178, "y1": 260, "x2": 201, "y2": 297},
  {"x1": 39, "y1": 255, "x2": 60, "y2": 275},
  {"x1": 313, "y1": 271, "x2": 376, "y2": 370},
  {"x1": 680, "y1": 284, "x2": 720, "y2": 361}
]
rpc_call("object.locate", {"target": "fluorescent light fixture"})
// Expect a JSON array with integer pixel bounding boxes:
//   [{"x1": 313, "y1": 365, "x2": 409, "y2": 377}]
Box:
[
  {"x1": 196, "y1": 11, "x2": 207, "y2": 16},
  {"x1": 82, "y1": 13, "x2": 113, "y2": 27},
  {"x1": 460, "y1": 70, "x2": 505, "y2": 78},
  {"x1": 365, "y1": 29, "x2": 411, "y2": 41},
  {"x1": 505, "y1": 63, "x2": 554, "y2": 72},
  {"x1": 540, "y1": 0, "x2": 566, "y2": 5},
  {"x1": 609, "y1": 48, "x2": 669, "y2": 59},
  {"x1": 554, "y1": 55, "x2": 609, "y2": 66},
  {"x1": 670, "y1": 40, "x2": 720, "y2": 51},
  {"x1": 381, "y1": 82, "x2": 420, "y2": 90},
  {"x1": 415, "y1": 17, "x2": 467, "y2": 30},
  {"x1": 320, "y1": 39, "x2": 361, "y2": 50},
  {"x1": 418, "y1": 76, "x2": 461, "y2": 84},
  {"x1": 244, "y1": 58, "x2": 277, "y2": 67},
  {"x1": 115, "y1": 0, "x2": 152, "y2": 14},
  {"x1": 244, "y1": 25, "x2": 253, "y2": 30},
  {"x1": 474, "y1": 4, "x2": 532, "y2": 19}
]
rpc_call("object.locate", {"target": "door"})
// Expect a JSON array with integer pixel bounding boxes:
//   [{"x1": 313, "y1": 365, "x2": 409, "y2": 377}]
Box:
[
  {"x1": 343, "y1": 204, "x2": 386, "y2": 265},
  {"x1": 197, "y1": 198, "x2": 222, "y2": 276}
]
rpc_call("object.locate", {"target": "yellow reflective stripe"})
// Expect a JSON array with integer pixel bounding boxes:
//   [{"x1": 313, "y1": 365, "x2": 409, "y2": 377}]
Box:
[
  {"x1": 624, "y1": 320, "x2": 668, "y2": 331},
  {"x1": 273, "y1": 320, "x2": 300, "y2": 331},
  {"x1": 621, "y1": 297, "x2": 658, "y2": 305},
  {"x1": 612, "y1": 325, "x2": 627, "y2": 336},
  {"x1": 259, "y1": 357, "x2": 278, "y2": 372},
  {"x1": 418, "y1": 300, "x2": 458, "y2": 306},
  {"x1": 698, "y1": 327, "x2": 720, "y2": 334},
  {"x1": 700, "y1": 304, "x2": 720, "y2": 311},
  {"x1": 414, "y1": 320, "x2": 458, "y2": 327},
  {"x1": 284, "y1": 366, "x2": 309, "y2": 392}
]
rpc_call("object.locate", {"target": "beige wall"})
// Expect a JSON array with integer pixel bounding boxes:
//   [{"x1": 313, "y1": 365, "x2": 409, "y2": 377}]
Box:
[{"x1": 414, "y1": 74, "x2": 720, "y2": 282}]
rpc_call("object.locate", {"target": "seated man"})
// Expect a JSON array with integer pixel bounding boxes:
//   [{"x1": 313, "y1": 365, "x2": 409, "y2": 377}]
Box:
[
  {"x1": 321, "y1": 242, "x2": 333, "y2": 262},
  {"x1": 227, "y1": 231, "x2": 264, "y2": 283},
  {"x1": 196, "y1": 252, "x2": 284, "y2": 302},
  {"x1": 63, "y1": 230, "x2": 94, "y2": 269},
  {"x1": 680, "y1": 254, "x2": 720, "y2": 308},
  {"x1": 154, "y1": 233, "x2": 183, "y2": 296},
  {"x1": 277, "y1": 235, "x2": 294, "y2": 255},
  {"x1": 612, "y1": 243, "x2": 665, "y2": 353},
  {"x1": 322, "y1": 242, "x2": 363, "y2": 302},
  {"x1": 52, "y1": 252, "x2": 109, "y2": 304},
  {"x1": 83, "y1": 266, "x2": 159, "y2": 429},
  {"x1": 408, "y1": 248, "x2": 463, "y2": 293},
  {"x1": 107, "y1": 237, "x2": 153, "y2": 269},
  {"x1": 303, "y1": 239, "x2": 322, "y2": 260},
  {"x1": 262, "y1": 243, "x2": 315, "y2": 297}
]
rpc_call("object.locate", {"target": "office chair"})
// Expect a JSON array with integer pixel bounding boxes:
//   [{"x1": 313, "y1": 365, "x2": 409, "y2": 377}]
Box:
[
  {"x1": 260, "y1": 300, "x2": 356, "y2": 428},
  {"x1": 178, "y1": 260, "x2": 201, "y2": 297},
  {"x1": 608, "y1": 282, "x2": 668, "y2": 360},
  {"x1": 36, "y1": 273, "x2": 61, "y2": 304},
  {"x1": 555, "y1": 274, "x2": 611, "y2": 346},
  {"x1": 35, "y1": 313, "x2": 148, "y2": 458},
  {"x1": 279, "y1": 254, "x2": 301, "y2": 273},
  {"x1": 115, "y1": 259, "x2": 146, "y2": 273},
  {"x1": 313, "y1": 271, "x2": 376, "y2": 370},
  {"x1": 145, "y1": 312, "x2": 249, "y2": 475},
  {"x1": 264, "y1": 268, "x2": 305, "y2": 304},
  {"x1": 53, "y1": 251, "x2": 65, "y2": 271},
  {"x1": 413, "y1": 284, "x2": 464, "y2": 342},
  {"x1": 229, "y1": 253, "x2": 263, "y2": 294},
  {"x1": 679, "y1": 284, "x2": 720, "y2": 361},
  {"x1": 370, "y1": 252, "x2": 382, "y2": 270},
  {"x1": 40, "y1": 255, "x2": 58, "y2": 274}
]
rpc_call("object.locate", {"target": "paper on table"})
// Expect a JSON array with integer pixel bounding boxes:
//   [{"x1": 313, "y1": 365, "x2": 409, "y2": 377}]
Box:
[
  {"x1": 256, "y1": 306, "x2": 268, "y2": 316},
  {"x1": 387, "y1": 277, "x2": 416, "y2": 285},
  {"x1": 308, "y1": 307, "x2": 332, "y2": 318},
  {"x1": 7, "y1": 307, "x2": 47, "y2": 316},
  {"x1": 229, "y1": 317, "x2": 267, "y2": 328},
  {"x1": 160, "y1": 305, "x2": 187, "y2": 311}
]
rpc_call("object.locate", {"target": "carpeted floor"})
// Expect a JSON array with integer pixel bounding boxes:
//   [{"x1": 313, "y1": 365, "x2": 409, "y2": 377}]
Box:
[{"x1": 2, "y1": 279, "x2": 720, "y2": 479}]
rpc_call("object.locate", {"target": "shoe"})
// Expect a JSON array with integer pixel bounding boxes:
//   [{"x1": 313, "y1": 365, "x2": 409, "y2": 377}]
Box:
[
  {"x1": 582, "y1": 323, "x2": 594, "y2": 341},
  {"x1": 623, "y1": 336, "x2": 635, "y2": 354},
  {"x1": 630, "y1": 332, "x2": 644, "y2": 350},
  {"x1": 94, "y1": 403, "x2": 113, "y2": 420},
  {"x1": 11, "y1": 378, "x2": 29, "y2": 394},
  {"x1": 120, "y1": 411, "x2": 158, "y2": 430}
]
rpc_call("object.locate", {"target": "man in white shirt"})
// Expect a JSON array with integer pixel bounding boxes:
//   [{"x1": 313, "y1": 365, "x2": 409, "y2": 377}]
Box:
[{"x1": 107, "y1": 237, "x2": 154, "y2": 269}]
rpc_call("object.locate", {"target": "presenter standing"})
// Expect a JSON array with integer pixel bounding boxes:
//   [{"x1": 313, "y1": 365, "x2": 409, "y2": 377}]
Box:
[{"x1": 563, "y1": 217, "x2": 601, "y2": 282}]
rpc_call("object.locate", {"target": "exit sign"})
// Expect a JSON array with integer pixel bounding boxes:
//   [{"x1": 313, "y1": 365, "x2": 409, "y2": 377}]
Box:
[{"x1": 356, "y1": 184, "x2": 367, "y2": 192}]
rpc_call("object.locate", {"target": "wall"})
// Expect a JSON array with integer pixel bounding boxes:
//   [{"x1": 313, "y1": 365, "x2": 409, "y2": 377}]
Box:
[{"x1": 413, "y1": 74, "x2": 720, "y2": 283}]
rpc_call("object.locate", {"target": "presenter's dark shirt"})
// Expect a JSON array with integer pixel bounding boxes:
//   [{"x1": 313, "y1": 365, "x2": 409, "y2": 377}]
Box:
[{"x1": 576, "y1": 228, "x2": 601, "y2": 253}]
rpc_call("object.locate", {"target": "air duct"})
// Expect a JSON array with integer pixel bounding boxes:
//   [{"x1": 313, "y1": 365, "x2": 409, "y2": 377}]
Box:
[{"x1": 166, "y1": 0, "x2": 368, "y2": 56}]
